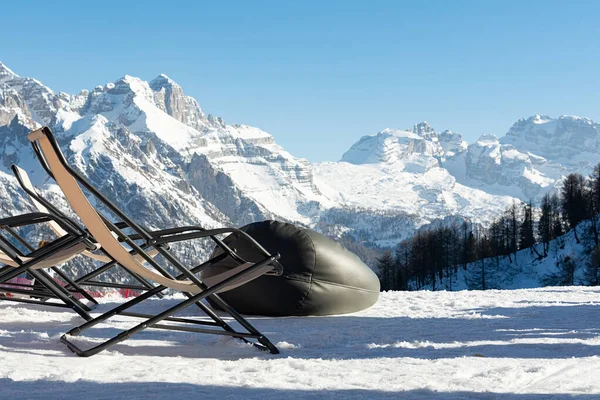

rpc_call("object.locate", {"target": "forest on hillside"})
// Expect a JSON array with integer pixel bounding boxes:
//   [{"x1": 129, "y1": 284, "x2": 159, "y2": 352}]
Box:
[{"x1": 376, "y1": 163, "x2": 600, "y2": 291}]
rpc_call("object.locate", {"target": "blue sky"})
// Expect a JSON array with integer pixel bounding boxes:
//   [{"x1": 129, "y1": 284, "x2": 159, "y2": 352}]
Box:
[{"x1": 2, "y1": 0, "x2": 599, "y2": 161}]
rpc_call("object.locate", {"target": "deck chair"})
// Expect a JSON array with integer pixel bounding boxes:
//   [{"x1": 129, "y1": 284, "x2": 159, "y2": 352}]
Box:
[
  {"x1": 0, "y1": 211, "x2": 99, "y2": 320},
  {"x1": 28, "y1": 126, "x2": 284, "y2": 356},
  {"x1": 11, "y1": 165, "x2": 163, "y2": 296}
]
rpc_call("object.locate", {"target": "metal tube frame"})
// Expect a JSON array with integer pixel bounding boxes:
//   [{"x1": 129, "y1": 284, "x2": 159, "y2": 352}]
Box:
[
  {"x1": 2, "y1": 224, "x2": 99, "y2": 306},
  {"x1": 0, "y1": 221, "x2": 96, "y2": 309},
  {"x1": 10, "y1": 165, "x2": 163, "y2": 297},
  {"x1": 0, "y1": 213, "x2": 95, "y2": 320},
  {"x1": 32, "y1": 127, "x2": 284, "y2": 356}
]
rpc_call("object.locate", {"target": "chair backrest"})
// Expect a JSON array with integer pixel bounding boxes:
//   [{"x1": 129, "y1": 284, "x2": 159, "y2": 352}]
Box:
[
  {"x1": 28, "y1": 128, "x2": 201, "y2": 293},
  {"x1": 11, "y1": 165, "x2": 136, "y2": 262},
  {"x1": 12, "y1": 165, "x2": 68, "y2": 237}
]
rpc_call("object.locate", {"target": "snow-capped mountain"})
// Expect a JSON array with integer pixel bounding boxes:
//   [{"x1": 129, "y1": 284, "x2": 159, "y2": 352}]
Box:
[
  {"x1": 0, "y1": 61, "x2": 598, "y2": 270},
  {"x1": 502, "y1": 114, "x2": 600, "y2": 168},
  {"x1": 320, "y1": 115, "x2": 598, "y2": 223}
]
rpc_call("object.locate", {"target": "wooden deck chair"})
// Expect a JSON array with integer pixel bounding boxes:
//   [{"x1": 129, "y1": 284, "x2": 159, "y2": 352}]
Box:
[
  {"x1": 11, "y1": 165, "x2": 163, "y2": 295},
  {"x1": 0, "y1": 211, "x2": 99, "y2": 320},
  {"x1": 28, "y1": 126, "x2": 283, "y2": 356}
]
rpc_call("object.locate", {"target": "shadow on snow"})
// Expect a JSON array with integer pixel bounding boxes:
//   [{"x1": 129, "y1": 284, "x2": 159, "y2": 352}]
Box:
[
  {"x1": 0, "y1": 298, "x2": 599, "y2": 361},
  {"x1": 0, "y1": 379, "x2": 597, "y2": 400}
]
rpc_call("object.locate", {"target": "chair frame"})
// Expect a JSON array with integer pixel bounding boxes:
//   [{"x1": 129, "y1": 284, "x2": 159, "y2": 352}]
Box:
[
  {"x1": 11, "y1": 165, "x2": 163, "y2": 297},
  {"x1": 29, "y1": 126, "x2": 283, "y2": 356},
  {"x1": 0, "y1": 211, "x2": 97, "y2": 321}
]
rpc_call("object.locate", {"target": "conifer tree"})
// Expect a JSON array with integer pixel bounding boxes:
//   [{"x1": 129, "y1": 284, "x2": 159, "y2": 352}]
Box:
[
  {"x1": 551, "y1": 193, "x2": 564, "y2": 242},
  {"x1": 584, "y1": 247, "x2": 600, "y2": 286},
  {"x1": 538, "y1": 193, "x2": 552, "y2": 256},
  {"x1": 506, "y1": 202, "x2": 519, "y2": 261},
  {"x1": 394, "y1": 242, "x2": 410, "y2": 291},
  {"x1": 519, "y1": 201, "x2": 536, "y2": 250},
  {"x1": 560, "y1": 173, "x2": 587, "y2": 242},
  {"x1": 465, "y1": 230, "x2": 477, "y2": 265},
  {"x1": 376, "y1": 251, "x2": 395, "y2": 291},
  {"x1": 587, "y1": 163, "x2": 600, "y2": 246}
]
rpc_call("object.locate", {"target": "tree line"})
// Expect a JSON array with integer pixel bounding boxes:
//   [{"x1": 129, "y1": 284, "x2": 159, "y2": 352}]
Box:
[{"x1": 377, "y1": 162, "x2": 600, "y2": 291}]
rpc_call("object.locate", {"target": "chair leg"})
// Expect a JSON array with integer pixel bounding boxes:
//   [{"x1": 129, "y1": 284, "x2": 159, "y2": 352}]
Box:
[
  {"x1": 72, "y1": 256, "x2": 163, "y2": 299},
  {"x1": 0, "y1": 262, "x2": 90, "y2": 316},
  {"x1": 0, "y1": 268, "x2": 95, "y2": 313},
  {"x1": 64, "y1": 262, "x2": 255, "y2": 336},
  {"x1": 51, "y1": 266, "x2": 99, "y2": 307},
  {"x1": 66, "y1": 255, "x2": 259, "y2": 343},
  {"x1": 62, "y1": 283, "x2": 277, "y2": 357},
  {"x1": 26, "y1": 268, "x2": 92, "y2": 321},
  {"x1": 207, "y1": 292, "x2": 279, "y2": 353},
  {"x1": 61, "y1": 256, "x2": 280, "y2": 356}
]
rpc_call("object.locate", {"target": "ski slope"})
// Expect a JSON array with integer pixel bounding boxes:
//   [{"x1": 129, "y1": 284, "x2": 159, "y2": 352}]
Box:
[{"x1": 1, "y1": 287, "x2": 599, "y2": 399}]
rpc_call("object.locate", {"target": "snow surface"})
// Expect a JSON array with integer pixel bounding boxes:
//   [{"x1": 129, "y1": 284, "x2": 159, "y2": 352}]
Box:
[
  {"x1": 1, "y1": 288, "x2": 600, "y2": 399},
  {"x1": 314, "y1": 161, "x2": 516, "y2": 227}
]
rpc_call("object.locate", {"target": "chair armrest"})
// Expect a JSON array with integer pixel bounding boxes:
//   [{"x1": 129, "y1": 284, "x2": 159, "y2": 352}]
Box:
[
  {"x1": 0, "y1": 212, "x2": 57, "y2": 228},
  {"x1": 0, "y1": 212, "x2": 96, "y2": 252},
  {"x1": 146, "y1": 225, "x2": 284, "y2": 275}
]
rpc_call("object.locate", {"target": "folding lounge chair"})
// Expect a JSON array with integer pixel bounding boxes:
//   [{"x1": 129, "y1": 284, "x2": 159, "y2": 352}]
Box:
[
  {"x1": 28, "y1": 126, "x2": 284, "y2": 356},
  {"x1": 11, "y1": 165, "x2": 163, "y2": 296},
  {"x1": 0, "y1": 211, "x2": 99, "y2": 320}
]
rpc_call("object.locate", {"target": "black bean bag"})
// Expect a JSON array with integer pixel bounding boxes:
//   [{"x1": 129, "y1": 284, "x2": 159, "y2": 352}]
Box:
[{"x1": 201, "y1": 220, "x2": 380, "y2": 316}]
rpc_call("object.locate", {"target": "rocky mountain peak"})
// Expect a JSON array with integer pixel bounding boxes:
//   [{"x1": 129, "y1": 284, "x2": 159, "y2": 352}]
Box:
[
  {"x1": 0, "y1": 63, "x2": 65, "y2": 126},
  {"x1": 555, "y1": 115, "x2": 596, "y2": 129},
  {"x1": 0, "y1": 87, "x2": 35, "y2": 128},
  {"x1": 502, "y1": 114, "x2": 600, "y2": 166},
  {"x1": 412, "y1": 121, "x2": 435, "y2": 137},
  {"x1": 2, "y1": 60, "x2": 600, "y2": 264},
  {"x1": 477, "y1": 133, "x2": 499, "y2": 144},
  {"x1": 437, "y1": 130, "x2": 467, "y2": 158},
  {"x1": 0, "y1": 85, "x2": 26, "y2": 110},
  {"x1": 149, "y1": 74, "x2": 207, "y2": 131},
  {"x1": 506, "y1": 114, "x2": 597, "y2": 139},
  {"x1": 150, "y1": 73, "x2": 176, "y2": 87},
  {"x1": 342, "y1": 123, "x2": 471, "y2": 166},
  {"x1": 532, "y1": 114, "x2": 552, "y2": 123},
  {"x1": 0, "y1": 61, "x2": 19, "y2": 83},
  {"x1": 111, "y1": 75, "x2": 154, "y2": 99}
]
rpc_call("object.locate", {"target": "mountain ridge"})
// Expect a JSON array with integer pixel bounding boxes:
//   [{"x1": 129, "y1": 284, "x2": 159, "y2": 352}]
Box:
[{"x1": 0, "y1": 61, "x2": 598, "y2": 270}]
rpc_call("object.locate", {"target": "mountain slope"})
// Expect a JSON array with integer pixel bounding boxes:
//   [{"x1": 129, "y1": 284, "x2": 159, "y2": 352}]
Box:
[
  {"x1": 315, "y1": 115, "x2": 600, "y2": 228},
  {"x1": 423, "y1": 217, "x2": 599, "y2": 292}
]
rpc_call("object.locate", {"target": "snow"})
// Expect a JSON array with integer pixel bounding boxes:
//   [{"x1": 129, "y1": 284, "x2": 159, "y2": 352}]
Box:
[
  {"x1": 341, "y1": 129, "x2": 425, "y2": 165},
  {"x1": 431, "y1": 217, "x2": 598, "y2": 292},
  {"x1": 0, "y1": 61, "x2": 19, "y2": 82},
  {"x1": 522, "y1": 167, "x2": 554, "y2": 187},
  {"x1": 69, "y1": 116, "x2": 111, "y2": 154},
  {"x1": 532, "y1": 114, "x2": 554, "y2": 125},
  {"x1": 227, "y1": 124, "x2": 273, "y2": 141},
  {"x1": 54, "y1": 108, "x2": 82, "y2": 131},
  {"x1": 476, "y1": 134, "x2": 499, "y2": 145},
  {"x1": 502, "y1": 115, "x2": 600, "y2": 171},
  {"x1": 132, "y1": 94, "x2": 200, "y2": 151},
  {"x1": 1, "y1": 288, "x2": 600, "y2": 398},
  {"x1": 314, "y1": 160, "x2": 515, "y2": 227},
  {"x1": 501, "y1": 148, "x2": 529, "y2": 162}
]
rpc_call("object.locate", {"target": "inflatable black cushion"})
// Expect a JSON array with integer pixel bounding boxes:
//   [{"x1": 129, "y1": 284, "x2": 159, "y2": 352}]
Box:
[{"x1": 202, "y1": 220, "x2": 380, "y2": 316}]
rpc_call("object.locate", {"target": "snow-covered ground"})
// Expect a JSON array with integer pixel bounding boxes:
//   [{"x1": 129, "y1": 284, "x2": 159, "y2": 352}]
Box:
[{"x1": 1, "y1": 288, "x2": 600, "y2": 399}]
